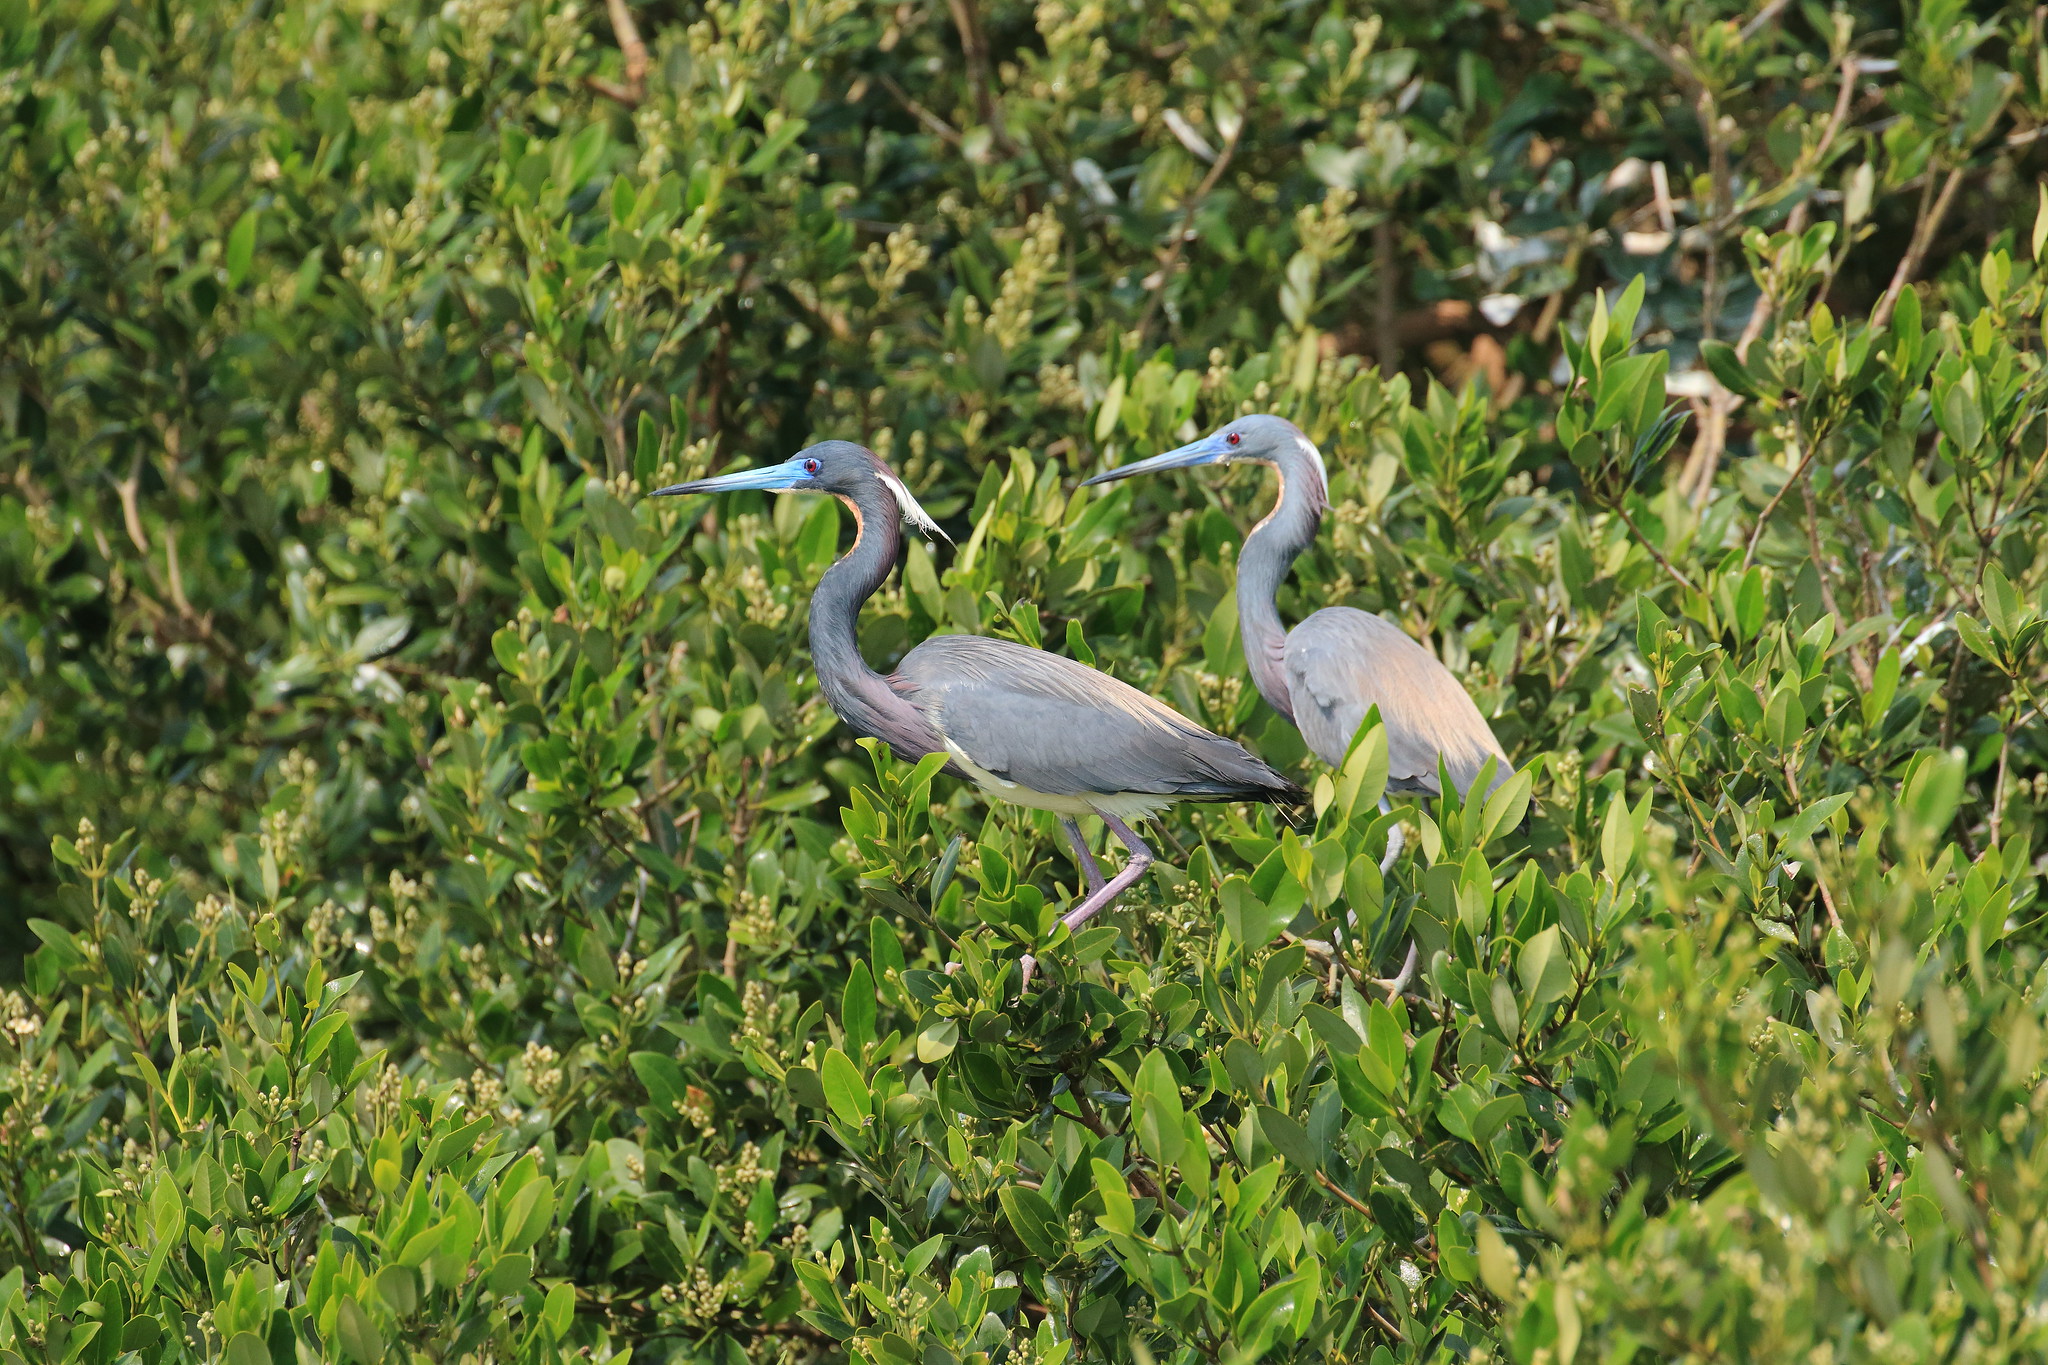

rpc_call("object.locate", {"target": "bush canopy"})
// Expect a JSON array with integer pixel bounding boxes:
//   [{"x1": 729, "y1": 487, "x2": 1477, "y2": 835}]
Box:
[{"x1": 3, "y1": 0, "x2": 2048, "y2": 1360}]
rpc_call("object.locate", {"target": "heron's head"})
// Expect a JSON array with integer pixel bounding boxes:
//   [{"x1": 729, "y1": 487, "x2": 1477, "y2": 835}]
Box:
[
  {"x1": 648, "y1": 441, "x2": 947, "y2": 540},
  {"x1": 1081, "y1": 413, "x2": 1324, "y2": 492}
]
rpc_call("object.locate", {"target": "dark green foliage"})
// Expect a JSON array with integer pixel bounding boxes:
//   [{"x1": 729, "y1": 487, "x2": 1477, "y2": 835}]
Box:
[{"x1": 3, "y1": 0, "x2": 2048, "y2": 1360}]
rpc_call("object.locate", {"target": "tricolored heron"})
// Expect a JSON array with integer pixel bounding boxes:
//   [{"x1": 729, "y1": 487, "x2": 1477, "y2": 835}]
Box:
[
  {"x1": 1084, "y1": 414, "x2": 1514, "y2": 871},
  {"x1": 651, "y1": 441, "x2": 1303, "y2": 987}
]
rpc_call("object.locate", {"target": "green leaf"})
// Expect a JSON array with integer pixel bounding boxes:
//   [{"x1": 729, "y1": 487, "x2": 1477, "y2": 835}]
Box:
[
  {"x1": 223, "y1": 1332, "x2": 269, "y2": 1365},
  {"x1": 818, "y1": 1047, "x2": 871, "y2": 1127},
  {"x1": 997, "y1": 1185, "x2": 1065, "y2": 1261},
  {"x1": 1133, "y1": 1049, "x2": 1186, "y2": 1169},
  {"x1": 1700, "y1": 339, "x2": 1760, "y2": 400},
  {"x1": 1220, "y1": 875, "x2": 1291, "y2": 953},
  {"x1": 1516, "y1": 926, "x2": 1574, "y2": 1016},
  {"x1": 1476, "y1": 1220, "x2": 1519, "y2": 1297},
  {"x1": 333, "y1": 1297, "x2": 383, "y2": 1364},
  {"x1": 841, "y1": 961, "x2": 876, "y2": 1057},
  {"x1": 1092, "y1": 1159, "x2": 1136, "y2": 1236},
  {"x1": 1954, "y1": 613, "x2": 2000, "y2": 666},
  {"x1": 225, "y1": 209, "x2": 258, "y2": 288},
  {"x1": 541, "y1": 1281, "x2": 575, "y2": 1340},
  {"x1": 1779, "y1": 792, "x2": 1853, "y2": 847},
  {"x1": 1257, "y1": 1105, "x2": 1320, "y2": 1173}
]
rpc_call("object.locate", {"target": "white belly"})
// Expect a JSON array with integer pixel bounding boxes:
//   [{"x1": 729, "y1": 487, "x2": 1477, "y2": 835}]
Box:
[{"x1": 942, "y1": 741, "x2": 1172, "y2": 824}]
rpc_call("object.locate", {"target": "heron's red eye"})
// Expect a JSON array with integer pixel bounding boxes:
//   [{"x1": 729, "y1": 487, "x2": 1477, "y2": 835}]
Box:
[
  {"x1": 803, "y1": 458, "x2": 821, "y2": 475},
  {"x1": 1226, "y1": 432, "x2": 1242, "y2": 446}
]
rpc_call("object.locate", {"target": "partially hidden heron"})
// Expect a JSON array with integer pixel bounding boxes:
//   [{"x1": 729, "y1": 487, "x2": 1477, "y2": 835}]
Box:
[
  {"x1": 650, "y1": 441, "x2": 1304, "y2": 988},
  {"x1": 1083, "y1": 414, "x2": 1514, "y2": 872}
]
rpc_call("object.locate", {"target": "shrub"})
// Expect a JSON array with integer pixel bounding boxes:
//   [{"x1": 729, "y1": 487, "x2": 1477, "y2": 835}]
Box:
[{"x1": 3, "y1": 0, "x2": 2047, "y2": 1361}]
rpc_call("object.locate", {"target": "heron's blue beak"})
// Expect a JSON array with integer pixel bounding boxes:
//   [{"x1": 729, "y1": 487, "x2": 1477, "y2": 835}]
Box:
[
  {"x1": 1080, "y1": 433, "x2": 1230, "y2": 486},
  {"x1": 648, "y1": 458, "x2": 812, "y2": 498}
]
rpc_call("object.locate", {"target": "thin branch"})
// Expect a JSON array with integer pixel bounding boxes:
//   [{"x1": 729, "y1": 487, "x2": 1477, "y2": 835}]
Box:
[
  {"x1": 942, "y1": 0, "x2": 1019, "y2": 157},
  {"x1": 1741, "y1": 437, "x2": 1822, "y2": 571},
  {"x1": 1737, "y1": 0, "x2": 1794, "y2": 41},
  {"x1": 1871, "y1": 166, "x2": 1964, "y2": 332},
  {"x1": 1799, "y1": 461, "x2": 1873, "y2": 688},
  {"x1": 586, "y1": 0, "x2": 649, "y2": 106},
  {"x1": 877, "y1": 74, "x2": 962, "y2": 146},
  {"x1": 1316, "y1": 1169, "x2": 1374, "y2": 1218},
  {"x1": 1990, "y1": 733, "x2": 2013, "y2": 848},
  {"x1": 1373, "y1": 215, "x2": 1400, "y2": 375},
  {"x1": 1737, "y1": 56, "x2": 1859, "y2": 363},
  {"x1": 114, "y1": 451, "x2": 150, "y2": 556},
  {"x1": 1137, "y1": 108, "x2": 1245, "y2": 341},
  {"x1": 1612, "y1": 498, "x2": 1699, "y2": 594}
]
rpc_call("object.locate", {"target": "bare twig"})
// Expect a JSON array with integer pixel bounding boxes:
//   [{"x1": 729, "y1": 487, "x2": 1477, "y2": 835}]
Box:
[
  {"x1": 1137, "y1": 109, "x2": 1245, "y2": 341},
  {"x1": 1737, "y1": 57, "x2": 1859, "y2": 363},
  {"x1": 878, "y1": 74, "x2": 962, "y2": 145},
  {"x1": 1741, "y1": 438, "x2": 1821, "y2": 571},
  {"x1": 163, "y1": 525, "x2": 194, "y2": 620},
  {"x1": 1799, "y1": 464, "x2": 1874, "y2": 687},
  {"x1": 585, "y1": 0, "x2": 650, "y2": 106},
  {"x1": 114, "y1": 451, "x2": 150, "y2": 555},
  {"x1": 1872, "y1": 166, "x2": 1965, "y2": 332},
  {"x1": 1737, "y1": 0, "x2": 1794, "y2": 41},
  {"x1": 1990, "y1": 729, "x2": 2017, "y2": 847},
  {"x1": 1069, "y1": 1086, "x2": 1187, "y2": 1217},
  {"x1": 942, "y1": 0, "x2": 1019, "y2": 157},
  {"x1": 1316, "y1": 1169, "x2": 1375, "y2": 1217},
  {"x1": 1373, "y1": 215, "x2": 1400, "y2": 374},
  {"x1": 1697, "y1": 89, "x2": 1729, "y2": 344},
  {"x1": 1613, "y1": 498, "x2": 1699, "y2": 594}
]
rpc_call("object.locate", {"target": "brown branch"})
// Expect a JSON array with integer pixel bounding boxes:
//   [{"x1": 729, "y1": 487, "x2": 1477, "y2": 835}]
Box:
[
  {"x1": 942, "y1": 0, "x2": 1019, "y2": 157},
  {"x1": 586, "y1": 0, "x2": 649, "y2": 106},
  {"x1": 114, "y1": 451, "x2": 150, "y2": 556},
  {"x1": 1373, "y1": 215, "x2": 1400, "y2": 374},
  {"x1": 1316, "y1": 1169, "x2": 1374, "y2": 1218},
  {"x1": 1737, "y1": 0, "x2": 1794, "y2": 41},
  {"x1": 878, "y1": 74, "x2": 962, "y2": 145},
  {"x1": 1871, "y1": 166, "x2": 1964, "y2": 333},
  {"x1": 1068, "y1": 1085, "x2": 1187, "y2": 1217},
  {"x1": 1741, "y1": 437, "x2": 1822, "y2": 571},
  {"x1": 1136, "y1": 108, "x2": 1245, "y2": 341},
  {"x1": 1799, "y1": 463, "x2": 1873, "y2": 687},
  {"x1": 1737, "y1": 56, "x2": 1859, "y2": 363},
  {"x1": 1612, "y1": 498, "x2": 1698, "y2": 594},
  {"x1": 1990, "y1": 733, "x2": 2013, "y2": 847}
]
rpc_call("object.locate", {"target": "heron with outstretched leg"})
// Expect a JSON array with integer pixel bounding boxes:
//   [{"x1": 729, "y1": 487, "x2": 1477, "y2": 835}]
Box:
[
  {"x1": 650, "y1": 442, "x2": 1303, "y2": 990},
  {"x1": 1084, "y1": 415, "x2": 1516, "y2": 987}
]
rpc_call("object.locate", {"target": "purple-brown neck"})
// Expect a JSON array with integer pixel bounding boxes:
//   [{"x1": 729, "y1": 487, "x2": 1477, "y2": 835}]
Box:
[{"x1": 809, "y1": 481, "x2": 945, "y2": 760}]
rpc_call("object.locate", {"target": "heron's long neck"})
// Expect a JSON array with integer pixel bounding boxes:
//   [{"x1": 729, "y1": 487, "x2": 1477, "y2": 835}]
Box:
[
  {"x1": 1237, "y1": 452, "x2": 1326, "y2": 722},
  {"x1": 809, "y1": 487, "x2": 938, "y2": 756}
]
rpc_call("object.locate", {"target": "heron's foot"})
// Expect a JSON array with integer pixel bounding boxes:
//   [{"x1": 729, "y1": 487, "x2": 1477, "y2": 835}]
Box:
[
  {"x1": 1378, "y1": 800, "x2": 1407, "y2": 876},
  {"x1": 1017, "y1": 953, "x2": 1039, "y2": 995},
  {"x1": 1370, "y1": 940, "x2": 1419, "y2": 1000}
]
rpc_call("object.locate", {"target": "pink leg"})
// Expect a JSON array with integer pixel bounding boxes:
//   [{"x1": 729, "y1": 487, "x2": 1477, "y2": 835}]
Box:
[{"x1": 1019, "y1": 813, "x2": 1155, "y2": 994}]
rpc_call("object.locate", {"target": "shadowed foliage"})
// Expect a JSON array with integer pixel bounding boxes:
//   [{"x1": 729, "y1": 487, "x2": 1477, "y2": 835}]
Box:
[{"x1": 3, "y1": 0, "x2": 2048, "y2": 1360}]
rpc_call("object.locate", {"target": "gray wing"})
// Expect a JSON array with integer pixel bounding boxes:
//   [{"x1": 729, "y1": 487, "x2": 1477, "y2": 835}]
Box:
[
  {"x1": 892, "y1": 635, "x2": 1299, "y2": 803},
  {"x1": 1284, "y1": 607, "x2": 1513, "y2": 797}
]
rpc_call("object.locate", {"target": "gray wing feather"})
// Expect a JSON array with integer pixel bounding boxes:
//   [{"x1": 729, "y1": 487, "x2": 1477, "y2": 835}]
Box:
[
  {"x1": 893, "y1": 635, "x2": 1298, "y2": 802},
  {"x1": 1284, "y1": 607, "x2": 1512, "y2": 797}
]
